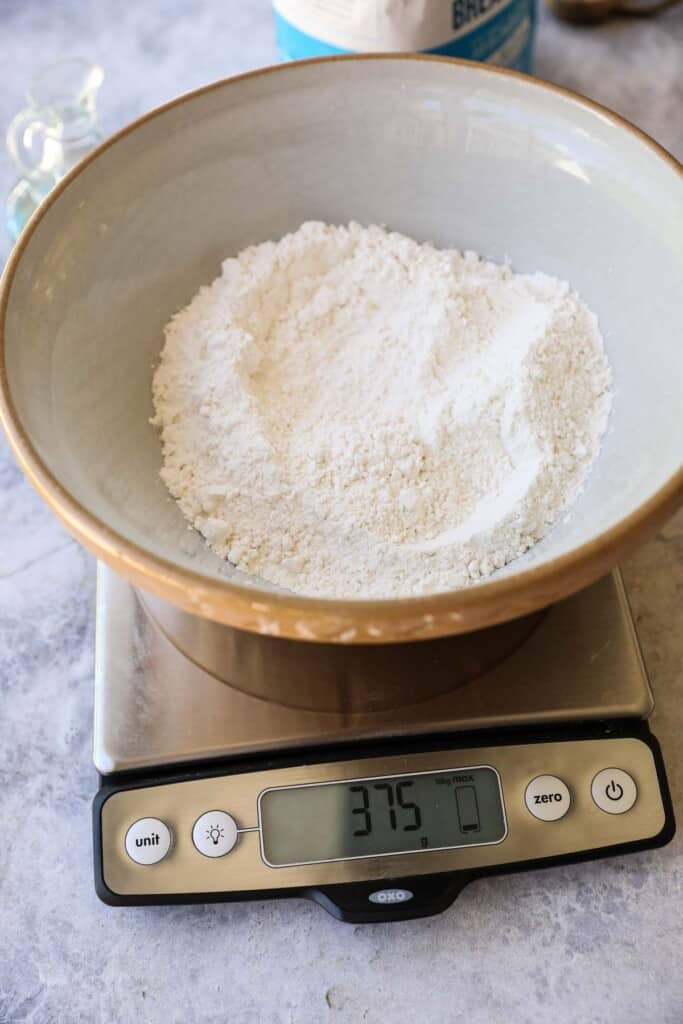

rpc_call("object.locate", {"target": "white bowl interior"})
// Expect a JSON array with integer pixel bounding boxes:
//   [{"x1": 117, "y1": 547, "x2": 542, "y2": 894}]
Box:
[{"x1": 4, "y1": 58, "x2": 682, "y2": 597}]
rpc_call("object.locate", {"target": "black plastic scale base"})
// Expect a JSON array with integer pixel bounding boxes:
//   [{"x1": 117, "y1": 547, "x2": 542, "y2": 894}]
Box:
[{"x1": 94, "y1": 721, "x2": 674, "y2": 923}]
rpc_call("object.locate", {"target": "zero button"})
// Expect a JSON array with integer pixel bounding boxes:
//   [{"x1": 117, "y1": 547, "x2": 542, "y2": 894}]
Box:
[{"x1": 525, "y1": 775, "x2": 571, "y2": 821}]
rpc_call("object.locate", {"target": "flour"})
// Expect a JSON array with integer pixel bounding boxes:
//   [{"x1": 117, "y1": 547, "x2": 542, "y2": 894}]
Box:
[{"x1": 152, "y1": 222, "x2": 612, "y2": 599}]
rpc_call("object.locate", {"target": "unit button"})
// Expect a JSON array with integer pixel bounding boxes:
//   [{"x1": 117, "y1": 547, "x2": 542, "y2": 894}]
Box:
[
  {"x1": 192, "y1": 811, "x2": 238, "y2": 857},
  {"x1": 125, "y1": 818, "x2": 173, "y2": 865},
  {"x1": 591, "y1": 768, "x2": 637, "y2": 814},
  {"x1": 524, "y1": 775, "x2": 571, "y2": 821}
]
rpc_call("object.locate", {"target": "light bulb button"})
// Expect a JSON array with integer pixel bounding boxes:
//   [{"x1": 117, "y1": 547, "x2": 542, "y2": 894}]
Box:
[{"x1": 192, "y1": 811, "x2": 238, "y2": 858}]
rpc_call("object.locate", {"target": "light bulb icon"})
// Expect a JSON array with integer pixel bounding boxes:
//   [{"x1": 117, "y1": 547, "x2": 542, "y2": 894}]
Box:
[{"x1": 206, "y1": 823, "x2": 225, "y2": 846}]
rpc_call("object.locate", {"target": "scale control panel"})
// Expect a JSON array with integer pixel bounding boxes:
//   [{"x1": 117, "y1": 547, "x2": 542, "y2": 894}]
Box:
[{"x1": 94, "y1": 730, "x2": 674, "y2": 922}]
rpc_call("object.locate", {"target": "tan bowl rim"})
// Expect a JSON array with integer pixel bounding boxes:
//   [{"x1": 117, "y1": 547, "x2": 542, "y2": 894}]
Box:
[{"x1": 1, "y1": 53, "x2": 682, "y2": 642}]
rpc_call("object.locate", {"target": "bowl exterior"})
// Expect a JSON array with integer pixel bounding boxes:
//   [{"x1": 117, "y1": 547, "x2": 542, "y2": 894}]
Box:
[{"x1": 1, "y1": 55, "x2": 682, "y2": 643}]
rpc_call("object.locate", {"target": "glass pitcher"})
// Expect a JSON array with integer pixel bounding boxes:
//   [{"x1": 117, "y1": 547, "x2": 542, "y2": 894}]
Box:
[{"x1": 4, "y1": 57, "x2": 104, "y2": 241}]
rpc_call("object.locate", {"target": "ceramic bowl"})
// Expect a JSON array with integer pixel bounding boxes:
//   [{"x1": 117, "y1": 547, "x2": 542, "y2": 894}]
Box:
[{"x1": 1, "y1": 55, "x2": 681, "y2": 642}]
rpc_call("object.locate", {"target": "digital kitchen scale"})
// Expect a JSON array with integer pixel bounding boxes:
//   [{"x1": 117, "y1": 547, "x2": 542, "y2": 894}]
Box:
[{"x1": 93, "y1": 567, "x2": 674, "y2": 922}]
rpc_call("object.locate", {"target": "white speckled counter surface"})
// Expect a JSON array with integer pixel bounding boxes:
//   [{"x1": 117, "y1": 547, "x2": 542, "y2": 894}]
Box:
[{"x1": 1, "y1": 3, "x2": 682, "y2": 1022}]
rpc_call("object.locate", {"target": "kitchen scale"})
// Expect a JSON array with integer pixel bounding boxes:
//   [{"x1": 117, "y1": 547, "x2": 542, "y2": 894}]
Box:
[{"x1": 93, "y1": 566, "x2": 674, "y2": 922}]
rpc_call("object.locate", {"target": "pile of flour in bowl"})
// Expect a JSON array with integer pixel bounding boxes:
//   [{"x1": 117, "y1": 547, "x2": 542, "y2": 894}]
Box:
[{"x1": 152, "y1": 222, "x2": 612, "y2": 599}]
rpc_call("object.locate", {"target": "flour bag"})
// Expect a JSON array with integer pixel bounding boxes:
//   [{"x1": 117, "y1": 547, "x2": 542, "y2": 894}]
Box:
[{"x1": 272, "y1": 0, "x2": 535, "y2": 72}]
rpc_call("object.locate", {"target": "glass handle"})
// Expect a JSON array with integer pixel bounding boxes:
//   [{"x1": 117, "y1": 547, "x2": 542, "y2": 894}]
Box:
[{"x1": 6, "y1": 107, "x2": 64, "y2": 181}]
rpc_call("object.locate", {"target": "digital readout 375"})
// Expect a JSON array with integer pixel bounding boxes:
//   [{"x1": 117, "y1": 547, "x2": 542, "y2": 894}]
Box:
[{"x1": 258, "y1": 765, "x2": 508, "y2": 868}]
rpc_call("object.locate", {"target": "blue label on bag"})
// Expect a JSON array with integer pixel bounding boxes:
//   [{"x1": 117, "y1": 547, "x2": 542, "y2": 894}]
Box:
[{"x1": 274, "y1": 0, "x2": 535, "y2": 73}]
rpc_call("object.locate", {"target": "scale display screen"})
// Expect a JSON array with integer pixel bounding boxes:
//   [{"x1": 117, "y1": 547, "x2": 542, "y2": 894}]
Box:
[{"x1": 259, "y1": 766, "x2": 506, "y2": 866}]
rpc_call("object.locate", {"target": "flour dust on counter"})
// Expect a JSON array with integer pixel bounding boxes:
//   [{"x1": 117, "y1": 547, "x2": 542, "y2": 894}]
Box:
[{"x1": 152, "y1": 222, "x2": 612, "y2": 599}]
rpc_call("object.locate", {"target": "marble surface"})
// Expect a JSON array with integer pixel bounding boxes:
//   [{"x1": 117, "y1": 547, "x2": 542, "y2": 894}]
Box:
[{"x1": 1, "y1": 2, "x2": 682, "y2": 1022}]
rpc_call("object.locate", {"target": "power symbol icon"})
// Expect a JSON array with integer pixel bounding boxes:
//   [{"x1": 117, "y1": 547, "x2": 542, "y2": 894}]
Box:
[
  {"x1": 592, "y1": 769, "x2": 637, "y2": 814},
  {"x1": 606, "y1": 780, "x2": 624, "y2": 801}
]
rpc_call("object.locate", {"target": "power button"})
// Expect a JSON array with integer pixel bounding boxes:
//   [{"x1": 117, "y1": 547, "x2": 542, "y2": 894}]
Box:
[{"x1": 591, "y1": 768, "x2": 637, "y2": 814}]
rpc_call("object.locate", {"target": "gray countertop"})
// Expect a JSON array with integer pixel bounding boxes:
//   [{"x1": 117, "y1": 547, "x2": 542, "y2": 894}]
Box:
[{"x1": 1, "y1": 3, "x2": 682, "y2": 1022}]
